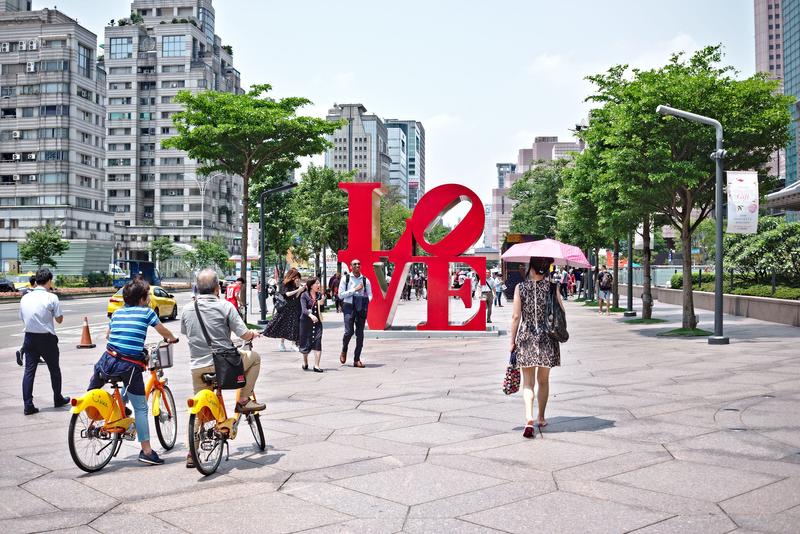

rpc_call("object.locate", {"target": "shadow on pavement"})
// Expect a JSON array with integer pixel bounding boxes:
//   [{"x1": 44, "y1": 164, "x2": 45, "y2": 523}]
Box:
[{"x1": 512, "y1": 415, "x2": 616, "y2": 434}]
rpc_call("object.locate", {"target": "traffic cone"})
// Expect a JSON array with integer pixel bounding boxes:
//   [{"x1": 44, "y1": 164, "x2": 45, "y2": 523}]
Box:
[{"x1": 76, "y1": 316, "x2": 96, "y2": 349}]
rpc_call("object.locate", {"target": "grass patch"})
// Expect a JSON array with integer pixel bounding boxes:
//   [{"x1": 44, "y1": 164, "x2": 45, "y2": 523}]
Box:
[
  {"x1": 582, "y1": 300, "x2": 599, "y2": 307},
  {"x1": 657, "y1": 327, "x2": 712, "y2": 337},
  {"x1": 575, "y1": 297, "x2": 587, "y2": 302},
  {"x1": 609, "y1": 307, "x2": 628, "y2": 313},
  {"x1": 625, "y1": 318, "x2": 668, "y2": 324}
]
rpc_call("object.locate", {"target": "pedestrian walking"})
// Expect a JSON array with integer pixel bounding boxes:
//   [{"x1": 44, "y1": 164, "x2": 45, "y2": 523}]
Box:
[
  {"x1": 494, "y1": 273, "x2": 505, "y2": 306},
  {"x1": 328, "y1": 272, "x2": 341, "y2": 313},
  {"x1": 574, "y1": 268, "x2": 584, "y2": 299},
  {"x1": 598, "y1": 265, "x2": 613, "y2": 316},
  {"x1": 88, "y1": 277, "x2": 179, "y2": 465},
  {"x1": 264, "y1": 268, "x2": 305, "y2": 351},
  {"x1": 509, "y1": 257, "x2": 563, "y2": 438},
  {"x1": 339, "y1": 259, "x2": 372, "y2": 368},
  {"x1": 482, "y1": 272, "x2": 495, "y2": 324},
  {"x1": 225, "y1": 276, "x2": 245, "y2": 319},
  {"x1": 299, "y1": 278, "x2": 325, "y2": 372},
  {"x1": 560, "y1": 267, "x2": 569, "y2": 300},
  {"x1": 16, "y1": 274, "x2": 37, "y2": 367},
  {"x1": 19, "y1": 268, "x2": 70, "y2": 415}
]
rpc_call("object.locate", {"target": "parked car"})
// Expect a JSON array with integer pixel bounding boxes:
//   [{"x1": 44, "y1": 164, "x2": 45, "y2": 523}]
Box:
[
  {"x1": 221, "y1": 275, "x2": 238, "y2": 290},
  {"x1": 107, "y1": 285, "x2": 178, "y2": 320},
  {"x1": 0, "y1": 278, "x2": 16, "y2": 292}
]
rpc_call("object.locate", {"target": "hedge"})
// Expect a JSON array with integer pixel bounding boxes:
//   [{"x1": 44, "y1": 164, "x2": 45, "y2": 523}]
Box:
[{"x1": 670, "y1": 272, "x2": 715, "y2": 289}]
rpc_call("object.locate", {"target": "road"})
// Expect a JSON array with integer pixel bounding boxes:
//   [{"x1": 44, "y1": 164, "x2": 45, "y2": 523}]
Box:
[{"x1": 0, "y1": 291, "x2": 195, "y2": 351}]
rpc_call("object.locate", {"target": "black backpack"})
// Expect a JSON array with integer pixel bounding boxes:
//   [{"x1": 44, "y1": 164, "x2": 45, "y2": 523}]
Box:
[{"x1": 599, "y1": 272, "x2": 613, "y2": 290}]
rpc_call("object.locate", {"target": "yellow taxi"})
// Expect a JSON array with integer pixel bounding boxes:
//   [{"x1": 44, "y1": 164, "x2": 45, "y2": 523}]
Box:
[{"x1": 107, "y1": 286, "x2": 178, "y2": 320}]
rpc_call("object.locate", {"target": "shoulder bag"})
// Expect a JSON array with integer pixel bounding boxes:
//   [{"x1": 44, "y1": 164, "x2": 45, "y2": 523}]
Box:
[
  {"x1": 273, "y1": 292, "x2": 287, "y2": 313},
  {"x1": 545, "y1": 282, "x2": 569, "y2": 343},
  {"x1": 194, "y1": 299, "x2": 246, "y2": 389},
  {"x1": 502, "y1": 351, "x2": 520, "y2": 395}
]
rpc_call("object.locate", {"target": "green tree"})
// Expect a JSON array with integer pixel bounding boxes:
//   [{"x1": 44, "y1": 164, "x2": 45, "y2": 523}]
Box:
[
  {"x1": 149, "y1": 236, "x2": 175, "y2": 271},
  {"x1": 20, "y1": 224, "x2": 70, "y2": 269},
  {"x1": 508, "y1": 159, "x2": 568, "y2": 237},
  {"x1": 584, "y1": 46, "x2": 791, "y2": 328},
  {"x1": 184, "y1": 237, "x2": 229, "y2": 271},
  {"x1": 163, "y1": 84, "x2": 341, "y2": 310}
]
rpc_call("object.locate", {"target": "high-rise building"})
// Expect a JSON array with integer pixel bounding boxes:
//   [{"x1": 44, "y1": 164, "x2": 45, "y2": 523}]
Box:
[
  {"x1": 325, "y1": 104, "x2": 390, "y2": 186},
  {"x1": 386, "y1": 125, "x2": 408, "y2": 200},
  {"x1": 385, "y1": 119, "x2": 425, "y2": 208},
  {"x1": 785, "y1": 0, "x2": 800, "y2": 189},
  {"x1": 755, "y1": 0, "x2": 787, "y2": 181},
  {"x1": 0, "y1": 8, "x2": 112, "y2": 274},
  {"x1": 0, "y1": 0, "x2": 31, "y2": 12},
  {"x1": 483, "y1": 205, "x2": 493, "y2": 248},
  {"x1": 490, "y1": 136, "x2": 582, "y2": 249},
  {"x1": 104, "y1": 0, "x2": 244, "y2": 260}
]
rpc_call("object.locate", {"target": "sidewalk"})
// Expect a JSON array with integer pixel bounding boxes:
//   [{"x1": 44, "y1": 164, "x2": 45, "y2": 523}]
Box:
[{"x1": 0, "y1": 296, "x2": 798, "y2": 533}]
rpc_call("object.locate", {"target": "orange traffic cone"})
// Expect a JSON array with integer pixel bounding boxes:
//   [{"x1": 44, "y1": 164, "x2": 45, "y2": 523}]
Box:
[{"x1": 76, "y1": 316, "x2": 96, "y2": 349}]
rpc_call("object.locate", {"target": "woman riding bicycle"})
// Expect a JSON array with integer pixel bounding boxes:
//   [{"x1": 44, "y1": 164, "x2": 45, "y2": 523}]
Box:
[{"x1": 86, "y1": 277, "x2": 178, "y2": 465}]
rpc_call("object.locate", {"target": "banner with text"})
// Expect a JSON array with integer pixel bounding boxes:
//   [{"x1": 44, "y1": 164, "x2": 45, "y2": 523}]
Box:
[{"x1": 726, "y1": 171, "x2": 759, "y2": 234}]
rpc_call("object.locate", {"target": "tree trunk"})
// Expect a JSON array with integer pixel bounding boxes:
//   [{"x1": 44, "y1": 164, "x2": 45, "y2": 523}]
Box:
[
  {"x1": 612, "y1": 238, "x2": 620, "y2": 309},
  {"x1": 593, "y1": 247, "x2": 600, "y2": 301},
  {"x1": 240, "y1": 171, "x2": 250, "y2": 316},
  {"x1": 680, "y1": 218, "x2": 697, "y2": 330},
  {"x1": 641, "y1": 214, "x2": 653, "y2": 320}
]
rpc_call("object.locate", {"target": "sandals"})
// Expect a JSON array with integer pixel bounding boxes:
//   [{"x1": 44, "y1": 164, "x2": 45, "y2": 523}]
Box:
[
  {"x1": 313, "y1": 367, "x2": 323, "y2": 373},
  {"x1": 523, "y1": 420, "x2": 535, "y2": 439},
  {"x1": 302, "y1": 363, "x2": 308, "y2": 371}
]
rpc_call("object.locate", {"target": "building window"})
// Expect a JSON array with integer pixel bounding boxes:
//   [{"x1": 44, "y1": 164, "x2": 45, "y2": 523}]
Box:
[
  {"x1": 109, "y1": 37, "x2": 133, "y2": 59},
  {"x1": 162, "y1": 36, "x2": 185, "y2": 57},
  {"x1": 78, "y1": 44, "x2": 92, "y2": 78}
]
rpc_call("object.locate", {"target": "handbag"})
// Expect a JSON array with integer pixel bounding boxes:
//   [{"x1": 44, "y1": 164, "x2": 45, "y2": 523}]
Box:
[
  {"x1": 194, "y1": 300, "x2": 246, "y2": 390},
  {"x1": 273, "y1": 292, "x2": 287, "y2": 313},
  {"x1": 545, "y1": 282, "x2": 569, "y2": 343},
  {"x1": 502, "y1": 351, "x2": 520, "y2": 395}
]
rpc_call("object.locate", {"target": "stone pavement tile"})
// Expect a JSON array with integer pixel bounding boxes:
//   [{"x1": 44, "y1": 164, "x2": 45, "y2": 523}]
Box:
[
  {"x1": 263, "y1": 398, "x2": 338, "y2": 415},
  {"x1": 221, "y1": 459, "x2": 293, "y2": 483},
  {"x1": 445, "y1": 402, "x2": 522, "y2": 424},
  {"x1": 428, "y1": 432, "x2": 525, "y2": 455},
  {"x1": 462, "y1": 491, "x2": 669, "y2": 534},
  {"x1": 439, "y1": 415, "x2": 518, "y2": 434},
  {"x1": 290, "y1": 409, "x2": 404, "y2": 430},
  {"x1": 254, "y1": 441, "x2": 382, "y2": 473},
  {"x1": 156, "y1": 490, "x2": 351, "y2": 533},
  {"x1": 595, "y1": 418, "x2": 716, "y2": 444},
  {"x1": 403, "y1": 518, "x2": 504, "y2": 533},
  {"x1": 334, "y1": 463, "x2": 505, "y2": 506},
  {"x1": 667, "y1": 429, "x2": 798, "y2": 461},
  {"x1": 760, "y1": 428, "x2": 800, "y2": 449},
  {"x1": 0, "y1": 486, "x2": 58, "y2": 519},
  {"x1": 0, "y1": 455, "x2": 50, "y2": 488},
  {"x1": 358, "y1": 403, "x2": 440, "y2": 419},
  {"x1": 428, "y1": 454, "x2": 553, "y2": 483},
  {"x1": 607, "y1": 460, "x2": 780, "y2": 502},
  {"x1": 542, "y1": 427, "x2": 667, "y2": 452},
  {"x1": 370, "y1": 422, "x2": 493, "y2": 448},
  {"x1": 22, "y1": 473, "x2": 119, "y2": 513},
  {"x1": 327, "y1": 433, "x2": 430, "y2": 456},
  {"x1": 115, "y1": 481, "x2": 279, "y2": 513},
  {"x1": 299, "y1": 515, "x2": 407, "y2": 534},
  {"x1": 408, "y1": 481, "x2": 554, "y2": 519},
  {"x1": 628, "y1": 400, "x2": 712, "y2": 419},
  {"x1": 90, "y1": 513, "x2": 187, "y2": 533},
  {"x1": 728, "y1": 513, "x2": 800, "y2": 534},
  {"x1": 629, "y1": 514, "x2": 737, "y2": 534},
  {"x1": 392, "y1": 396, "x2": 495, "y2": 413},
  {"x1": 334, "y1": 415, "x2": 441, "y2": 436},
  {"x1": 283, "y1": 481, "x2": 408, "y2": 518},
  {"x1": 558, "y1": 480, "x2": 721, "y2": 515},
  {"x1": 474, "y1": 438, "x2": 629, "y2": 472},
  {"x1": 553, "y1": 450, "x2": 672, "y2": 482},
  {"x1": 0, "y1": 511, "x2": 98, "y2": 534},
  {"x1": 647, "y1": 406, "x2": 721, "y2": 429},
  {"x1": 291, "y1": 455, "x2": 427, "y2": 483},
  {"x1": 39, "y1": 527, "x2": 98, "y2": 534},
  {"x1": 670, "y1": 449, "x2": 800, "y2": 478},
  {"x1": 720, "y1": 478, "x2": 800, "y2": 515},
  {"x1": 557, "y1": 393, "x2": 670, "y2": 411}
]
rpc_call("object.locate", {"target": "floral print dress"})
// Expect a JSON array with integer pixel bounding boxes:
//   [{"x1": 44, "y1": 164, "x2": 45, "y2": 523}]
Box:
[{"x1": 515, "y1": 279, "x2": 560, "y2": 368}]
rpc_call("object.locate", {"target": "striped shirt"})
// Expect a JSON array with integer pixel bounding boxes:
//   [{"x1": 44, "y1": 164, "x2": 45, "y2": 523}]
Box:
[{"x1": 108, "y1": 306, "x2": 159, "y2": 356}]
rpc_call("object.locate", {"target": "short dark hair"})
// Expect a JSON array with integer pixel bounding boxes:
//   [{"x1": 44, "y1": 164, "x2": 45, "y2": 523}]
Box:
[
  {"x1": 528, "y1": 257, "x2": 554, "y2": 276},
  {"x1": 236, "y1": 277, "x2": 244, "y2": 283},
  {"x1": 29, "y1": 275, "x2": 36, "y2": 286},
  {"x1": 122, "y1": 279, "x2": 150, "y2": 306},
  {"x1": 34, "y1": 268, "x2": 53, "y2": 286}
]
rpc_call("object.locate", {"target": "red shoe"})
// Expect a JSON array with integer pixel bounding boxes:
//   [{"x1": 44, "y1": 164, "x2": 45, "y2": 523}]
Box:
[{"x1": 523, "y1": 421, "x2": 535, "y2": 439}]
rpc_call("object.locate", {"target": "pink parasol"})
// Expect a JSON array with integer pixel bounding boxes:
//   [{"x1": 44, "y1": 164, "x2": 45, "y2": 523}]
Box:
[{"x1": 501, "y1": 238, "x2": 591, "y2": 268}]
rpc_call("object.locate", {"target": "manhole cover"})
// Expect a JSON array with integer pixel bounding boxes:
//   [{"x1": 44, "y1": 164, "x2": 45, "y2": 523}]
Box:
[{"x1": 722, "y1": 408, "x2": 740, "y2": 412}]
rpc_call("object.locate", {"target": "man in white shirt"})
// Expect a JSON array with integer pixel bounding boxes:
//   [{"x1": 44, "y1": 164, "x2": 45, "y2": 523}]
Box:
[
  {"x1": 338, "y1": 259, "x2": 372, "y2": 368},
  {"x1": 19, "y1": 268, "x2": 69, "y2": 415}
]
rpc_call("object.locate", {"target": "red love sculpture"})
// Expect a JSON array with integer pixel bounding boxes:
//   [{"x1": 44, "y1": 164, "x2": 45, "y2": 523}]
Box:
[{"x1": 338, "y1": 182, "x2": 487, "y2": 331}]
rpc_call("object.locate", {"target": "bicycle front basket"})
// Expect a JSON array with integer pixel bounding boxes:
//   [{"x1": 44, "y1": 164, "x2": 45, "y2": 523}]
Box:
[{"x1": 149, "y1": 343, "x2": 174, "y2": 370}]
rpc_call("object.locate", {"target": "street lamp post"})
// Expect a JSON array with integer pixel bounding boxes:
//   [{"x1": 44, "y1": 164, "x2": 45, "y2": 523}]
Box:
[
  {"x1": 624, "y1": 230, "x2": 637, "y2": 317},
  {"x1": 656, "y1": 105, "x2": 729, "y2": 345},
  {"x1": 259, "y1": 182, "x2": 298, "y2": 325}
]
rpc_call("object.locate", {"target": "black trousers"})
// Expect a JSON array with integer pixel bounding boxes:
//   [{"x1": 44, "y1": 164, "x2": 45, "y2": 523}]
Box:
[
  {"x1": 342, "y1": 304, "x2": 366, "y2": 361},
  {"x1": 22, "y1": 332, "x2": 63, "y2": 408}
]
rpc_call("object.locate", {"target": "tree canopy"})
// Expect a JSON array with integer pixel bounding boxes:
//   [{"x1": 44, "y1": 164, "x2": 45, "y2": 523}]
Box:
[{"x1": 20, "y1": 224, "x2": 70, "y2": 269}]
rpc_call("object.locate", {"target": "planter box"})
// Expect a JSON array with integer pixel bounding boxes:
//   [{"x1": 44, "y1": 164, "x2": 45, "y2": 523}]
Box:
[{"x1": 621, "y1": 284, "x2": 800, "y2": 327}]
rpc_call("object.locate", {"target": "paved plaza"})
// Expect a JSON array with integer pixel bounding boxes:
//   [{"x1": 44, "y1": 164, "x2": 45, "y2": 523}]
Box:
[{"x1": 0, "y1": 295, "x2": 799, "y2": 533}]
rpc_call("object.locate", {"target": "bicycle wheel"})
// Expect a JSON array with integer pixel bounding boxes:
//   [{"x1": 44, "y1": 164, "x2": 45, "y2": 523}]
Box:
[
  {"x1": 68, "y1": 412, "x2": 119, "y2": 473},
  {"x1": 154, "y1": 386, "x2": 177, "y2": 450},
  {"x1": 247, "y1": 413, "x2": 266, "y2": 451},
  {"x1": 187, "y1": 412, "x2": 223, "y2": 476}
]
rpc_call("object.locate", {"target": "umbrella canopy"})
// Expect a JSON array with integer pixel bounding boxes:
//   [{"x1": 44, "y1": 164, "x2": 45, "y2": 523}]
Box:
[
  {"x1": 501, "y1": 239, "x2": 591, "y2": 268},
  {"x1": 228, "y1": 254, "x2": 261, "y2": 262}
]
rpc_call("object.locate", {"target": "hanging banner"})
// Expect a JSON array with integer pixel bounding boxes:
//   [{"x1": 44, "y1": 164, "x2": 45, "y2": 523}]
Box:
[{"x1": 726, "y1": 171, "x2": 759, "y2": 234}]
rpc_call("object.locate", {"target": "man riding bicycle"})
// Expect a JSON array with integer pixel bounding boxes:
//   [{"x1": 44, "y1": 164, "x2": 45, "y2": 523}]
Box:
[
  {"x1": 87, "y1": 278, "x2": 178, "y2": 465},
  {"x1": 181, "y1": 269, "x2": 264, "y2": 468}
]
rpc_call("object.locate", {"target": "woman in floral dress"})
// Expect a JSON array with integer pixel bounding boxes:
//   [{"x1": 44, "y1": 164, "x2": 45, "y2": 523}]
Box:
[{"x1": 509, "y1": 256, "x2": 564, "y2": 438}]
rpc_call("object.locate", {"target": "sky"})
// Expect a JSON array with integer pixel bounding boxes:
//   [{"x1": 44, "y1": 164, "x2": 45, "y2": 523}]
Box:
[{"x1": 42, "y1": 0, "x2": 756, "y2": 217}]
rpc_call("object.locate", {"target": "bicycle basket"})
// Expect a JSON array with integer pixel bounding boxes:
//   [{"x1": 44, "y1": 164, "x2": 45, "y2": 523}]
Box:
[{"x1": 149, "y1": 343, "x2": 174, "y2": 370}]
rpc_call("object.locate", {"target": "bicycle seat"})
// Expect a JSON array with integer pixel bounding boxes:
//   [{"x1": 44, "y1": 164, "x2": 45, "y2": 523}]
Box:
[
  {"x1": 100, "y1": 372, "x2": 125, "y2": 385},
  {"x1": 201, "y1": 373, "x2": 216, "y2": 385}
]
